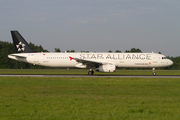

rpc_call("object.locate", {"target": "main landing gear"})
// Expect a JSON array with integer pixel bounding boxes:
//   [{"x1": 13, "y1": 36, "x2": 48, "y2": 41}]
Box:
[
  {"x1": 88, "y1": 69, "x2": 94, "y2": 75},
  {"x1": 153, "y1": 68, "x2": 156, "y2": 76}
]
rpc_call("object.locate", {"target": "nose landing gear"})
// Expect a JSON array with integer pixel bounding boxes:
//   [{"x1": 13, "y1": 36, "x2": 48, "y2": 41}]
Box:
[{"x1": 153, "y1": 68, "x2": 156, "y2": 76}]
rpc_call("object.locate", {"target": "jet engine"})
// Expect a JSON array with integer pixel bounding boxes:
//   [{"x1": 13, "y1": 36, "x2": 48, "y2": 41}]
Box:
[{"x1": 96, "y1": 64, "x2": 116, "y2": 72}]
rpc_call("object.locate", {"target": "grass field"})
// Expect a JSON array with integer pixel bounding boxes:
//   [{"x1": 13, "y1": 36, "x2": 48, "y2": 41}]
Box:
[
  {"x1": 0, "y1": 77, "x2": 180, "y2": 120},
  {"x1": 0, "y1": 69, "x2": 180, "y2": 75}
]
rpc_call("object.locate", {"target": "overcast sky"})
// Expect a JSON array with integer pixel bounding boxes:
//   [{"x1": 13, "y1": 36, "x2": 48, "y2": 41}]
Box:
[{"x1": 0, "y1": 0, "x2": 180, "y2": 57}]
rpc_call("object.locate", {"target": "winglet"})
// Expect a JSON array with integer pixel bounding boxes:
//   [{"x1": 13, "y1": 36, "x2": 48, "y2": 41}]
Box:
[{"x1": 69, "y1": 56, "x2": 74, "y2": 61}]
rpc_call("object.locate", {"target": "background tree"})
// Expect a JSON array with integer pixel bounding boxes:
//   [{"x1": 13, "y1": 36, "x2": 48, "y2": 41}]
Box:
[
  {"x1": 81, "y1": 51, "x2": 89, "y2": 53},
  {"x1": 55, "y1": 48, "x2": 61, "y2": 52},
  {"x1": 29, "y1": 42, "x2": 48, "y2": 52},
  {"x1": 0, "y1": 41, "x2": 13, "y2": 68},
  {"x1": 170, "y1": 56, "x2": 180, "y2": 69},
  {"x1": 115, "y1": 50, "x2": 121, "y2": 53},
  {"x1": 70, "y1": 50, "x2": 75, "y2": 52},
  {"x1": 67, "y1": 50, "x2": 75, "y2": 52},
  {"x1": 125, "y1": 48, "x2": 142, "y2": 53}
]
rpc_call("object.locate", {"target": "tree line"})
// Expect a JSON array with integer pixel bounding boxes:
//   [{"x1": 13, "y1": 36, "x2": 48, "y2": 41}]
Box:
[{"x1": 0, "y1": 41, "x2": 179, "y2": 69}]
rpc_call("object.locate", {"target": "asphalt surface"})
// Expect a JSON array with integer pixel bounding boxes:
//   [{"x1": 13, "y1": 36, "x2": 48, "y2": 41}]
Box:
[{"x1": 0, "y1": 74, "x2": 180, "y2": 78}]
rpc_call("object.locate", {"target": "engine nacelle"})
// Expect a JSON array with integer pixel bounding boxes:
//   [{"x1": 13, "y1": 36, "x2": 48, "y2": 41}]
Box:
[
  {"x1": 96, "y1": 64, "x2": 116, "y2": 73},
  {"x1": 75, "y1": 63, "x2": 87, "y2": 68}
]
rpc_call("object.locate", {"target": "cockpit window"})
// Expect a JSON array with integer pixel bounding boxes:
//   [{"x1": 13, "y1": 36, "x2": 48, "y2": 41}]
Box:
[{"x1": 162, "y1": 57, "x2": 167, "y2": 59}]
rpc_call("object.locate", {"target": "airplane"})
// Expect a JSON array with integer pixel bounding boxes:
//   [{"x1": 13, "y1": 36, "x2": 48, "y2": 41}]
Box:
[{"x1": 8, "y1": 31, "x2": 173, "y2": 75}]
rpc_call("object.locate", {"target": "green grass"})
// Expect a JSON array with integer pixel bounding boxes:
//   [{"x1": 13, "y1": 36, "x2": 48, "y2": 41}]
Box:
[
  {"x1": 0, "y1": 77, "x2": 180, "y2": 120},
  {"x1": 0, "y1": 69, "x2": 180, "y2": 75}
]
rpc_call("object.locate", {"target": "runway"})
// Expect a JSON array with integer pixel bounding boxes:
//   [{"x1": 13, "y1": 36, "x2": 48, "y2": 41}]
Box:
[{"x1": 0, "y1": 74, "x2": 180, "y2": 78}]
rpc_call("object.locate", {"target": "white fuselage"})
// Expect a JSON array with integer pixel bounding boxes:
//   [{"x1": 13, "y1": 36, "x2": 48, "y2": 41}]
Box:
[{"x1": 8, "y1": 52, "x2": 173, "y2": 68}]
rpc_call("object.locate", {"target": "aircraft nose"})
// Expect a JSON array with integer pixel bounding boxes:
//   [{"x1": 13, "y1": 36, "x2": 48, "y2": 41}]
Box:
[{"x1": 169, "y1": 59, "x2": 173, "y2": 66}]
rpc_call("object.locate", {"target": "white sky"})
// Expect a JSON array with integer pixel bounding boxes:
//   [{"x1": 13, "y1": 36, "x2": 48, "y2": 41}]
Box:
[{"x1": 0, "y1": 0, "x2": 180, "y2": 57}]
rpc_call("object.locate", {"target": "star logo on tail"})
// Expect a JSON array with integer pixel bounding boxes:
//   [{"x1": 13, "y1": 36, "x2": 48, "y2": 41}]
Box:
[{"x1": 16, "y1": 42, "x2": 25, "y2": 52}]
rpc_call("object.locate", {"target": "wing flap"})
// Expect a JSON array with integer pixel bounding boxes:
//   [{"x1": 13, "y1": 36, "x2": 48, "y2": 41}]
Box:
[{"x1": 71, "y1": 56, "x2": 105, "y2": 68}]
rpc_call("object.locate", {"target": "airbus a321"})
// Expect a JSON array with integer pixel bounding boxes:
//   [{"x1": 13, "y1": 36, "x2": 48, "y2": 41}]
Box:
[{"x1": 8, "y1": 31, "x2": 173, "y2": 75}]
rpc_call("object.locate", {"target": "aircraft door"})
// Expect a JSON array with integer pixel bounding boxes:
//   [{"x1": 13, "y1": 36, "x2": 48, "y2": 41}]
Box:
[
  {"x1": 153, "y1": 54, "x2": 157, "y2": 63},
  {"x1": 34, "y1": 55, "x2": 40, "y2": 65}
]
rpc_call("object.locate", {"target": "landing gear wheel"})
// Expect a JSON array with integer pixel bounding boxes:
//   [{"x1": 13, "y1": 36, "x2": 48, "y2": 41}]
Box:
[
  {"x1": 153, "y1": 72, "x2": 156, "y2": 76},
  {"x1": 152, "y1": 68, "x2": 156, "y2": 76},
  {"x1": 88, "y1": 70, "x2": 94, "y2": 75},
  {"x1": 88, "y1": 71, "x2": 92, "y2": 75}
]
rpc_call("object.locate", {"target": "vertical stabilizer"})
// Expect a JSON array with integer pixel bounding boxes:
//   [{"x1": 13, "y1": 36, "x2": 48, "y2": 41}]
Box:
[{"x1": 11, "y1": 31, "x2": 36, "y2": 53}]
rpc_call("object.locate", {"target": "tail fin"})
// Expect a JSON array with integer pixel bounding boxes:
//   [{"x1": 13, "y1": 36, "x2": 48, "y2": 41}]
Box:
[{"x1": 11, "y1": 31, "x2": 36, "y2": 53}]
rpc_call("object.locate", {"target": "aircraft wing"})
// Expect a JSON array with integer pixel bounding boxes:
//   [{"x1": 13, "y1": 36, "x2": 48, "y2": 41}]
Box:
[{"x1": 70, "y1": 56, "x2": 104, "y2": 68}]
